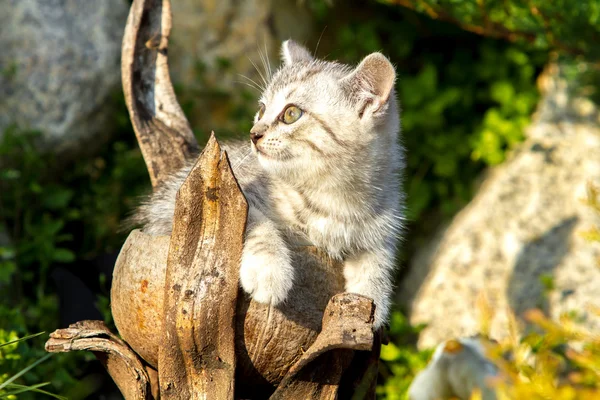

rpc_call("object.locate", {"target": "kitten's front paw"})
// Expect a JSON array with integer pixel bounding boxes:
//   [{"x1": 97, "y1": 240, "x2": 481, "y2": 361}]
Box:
[{"x1": 239, "y1": 248, "x2": 293, "y2": 306}]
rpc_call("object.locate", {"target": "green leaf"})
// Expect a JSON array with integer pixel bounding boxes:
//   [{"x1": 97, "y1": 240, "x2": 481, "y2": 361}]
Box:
[
  {"x1": 42, "y1": 189, "x2": 74, "y2": 210},
  {"x1": 0, "y1": 353, "x2": 52, "y2": 391},
  {"x1": 52, "y1": 249, "x2": 75, "y2": 263},
  {"x1": 1, "y1": 382, "x2": 67, "y2": 399},
  {"x1": 0, "y1": 261, "x2": 16, "y2": 285},
  {"x1": 0, "y1": 332, "x2": 45, "y2": 349},
  {"x1": 381, "y1": 342, "x2": 403, "y2": 362}
]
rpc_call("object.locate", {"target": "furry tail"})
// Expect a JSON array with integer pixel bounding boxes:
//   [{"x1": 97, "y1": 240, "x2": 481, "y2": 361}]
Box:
[{"x1": 121, "y1": 161, "x2": 195, "y2": 236}]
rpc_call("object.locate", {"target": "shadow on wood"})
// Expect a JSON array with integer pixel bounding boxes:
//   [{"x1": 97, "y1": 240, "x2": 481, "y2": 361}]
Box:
[{"x1": 46, "y1": 0, "x2": 381, "y2": 398}]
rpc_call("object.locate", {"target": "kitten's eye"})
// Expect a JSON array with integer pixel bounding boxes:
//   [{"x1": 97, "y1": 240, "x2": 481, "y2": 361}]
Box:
[
  {"x1": 282, "y1": 105, "x2": 303, "y2": 124},
  {"x1": 257, "y1": 103, "x2": 266, "y2": 120}
]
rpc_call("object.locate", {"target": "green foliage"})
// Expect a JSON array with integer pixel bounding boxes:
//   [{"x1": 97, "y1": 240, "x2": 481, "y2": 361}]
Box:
[
  {"x1": 379, "y1": 308, "x2": 600, "y2": 399},
  {"x1": 381, "y1": 0, "x2": 600, "y2": 61},
  {"x1": 0, "y1": 123, "x2": 148, "y2": 398},
  {"x1": 0, "y1": 333, "x2": 66, "y2": 399},
  {"x1": 377, "y1": 312, "x2": 433, "y2": 399},
  {"x1": 487, "y1": 309, "x2": 600, "y2": 399}
]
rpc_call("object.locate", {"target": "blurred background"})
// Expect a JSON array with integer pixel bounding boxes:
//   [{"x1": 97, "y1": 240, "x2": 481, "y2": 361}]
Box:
[{"x1": 1, "y1": 0, "x2": 599, "y2": 398}]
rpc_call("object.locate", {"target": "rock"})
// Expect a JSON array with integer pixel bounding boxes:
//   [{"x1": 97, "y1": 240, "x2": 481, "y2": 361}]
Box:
[
  {"x1": 169, "y1": 0, "x2": 314, "y2": 134},
  {"x1": 399, "y1": 62, "x2": 600, "y2": 349},
  {"x1": 0, "y1": 0, "x2": 129, "y2": 155},
  {"x1": 408, "y1": 337, "x2": 498, "y2": 400}
]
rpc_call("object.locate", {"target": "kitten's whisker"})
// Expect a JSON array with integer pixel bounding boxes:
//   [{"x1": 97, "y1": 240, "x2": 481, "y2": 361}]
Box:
[
  {"x1": 235, "y1": 77, "x2": 263, "y2": 93},
  {"x1": 233, "y1": 149, "x2": 253, "y2": 170},
  {"x1": 240, "y1": 71, "x2": 266, "y2": 91},
  {"x1": 263, "y1": 39, "x2": 272, "y2": 78},
  {"x1": 237, "y1": 74, "x2": 264, "y2": 91},
  {"x1": 257, "y1": 42, "x2": 272, "y2": 81},
  {"x1": 257, "y1": 44, "x2": 267, "y2": 80},
  {"x1": 248, "y1": 57, "x2": 268, "y2": 88},
  {"x1": 239, "y1": 73, "x2": 263, "y2": 86},
  {"x1": 314, "y1": 26, "x2": 327, "y2": 58},
  {"x1": 235, "y1": 80, "x2": 262, "y2": 93}
]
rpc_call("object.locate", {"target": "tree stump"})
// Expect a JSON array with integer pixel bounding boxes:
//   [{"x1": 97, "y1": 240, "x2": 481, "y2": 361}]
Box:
[{"x1": 46, "y1": 0, "x2": 381, "y2": 398}]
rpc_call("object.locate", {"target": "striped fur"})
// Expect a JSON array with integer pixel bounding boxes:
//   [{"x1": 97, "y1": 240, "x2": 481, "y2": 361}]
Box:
[{"x1": 132, "y1": 41, "x2": 404, "y2": 327}]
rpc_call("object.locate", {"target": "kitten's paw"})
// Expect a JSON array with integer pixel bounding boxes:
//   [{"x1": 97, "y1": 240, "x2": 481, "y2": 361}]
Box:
[{"x1": 240, "y1": 248, "x2": 293, "y2": 306}]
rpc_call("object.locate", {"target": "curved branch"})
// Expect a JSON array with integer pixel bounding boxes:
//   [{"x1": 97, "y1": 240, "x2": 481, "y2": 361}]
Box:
[
  {"x1": 45, "y1": 321, "x2": 153, "y2": 400},
  {"x1": 121, "y1": 0, "x2": 199, "y2": 188},
  {"x1": 270, "y1": 293, "x2": 376, "y2": 399}
]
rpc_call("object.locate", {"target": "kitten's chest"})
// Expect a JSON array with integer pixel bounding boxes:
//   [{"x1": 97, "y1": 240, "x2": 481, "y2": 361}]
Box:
[{"x1": 271, "y1": 186, "x2": 366, "y2": 256}]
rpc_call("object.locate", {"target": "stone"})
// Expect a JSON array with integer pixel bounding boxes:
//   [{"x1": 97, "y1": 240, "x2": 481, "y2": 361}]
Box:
[
  {"x1": 399, "y1": 63, "x2": 600, "y2": 349},
  {"x1": 0, "y1": 0, "x2": 129, "y2": 155}
]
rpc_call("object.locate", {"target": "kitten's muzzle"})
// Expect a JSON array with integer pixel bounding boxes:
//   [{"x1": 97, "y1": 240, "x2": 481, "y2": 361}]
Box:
[{"x1": 250, "y1": 125, "x2": 266, "y2": 145}]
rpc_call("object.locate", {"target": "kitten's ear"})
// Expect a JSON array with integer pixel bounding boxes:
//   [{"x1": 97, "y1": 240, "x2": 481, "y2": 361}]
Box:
[
  {"x1": 281, "y1": 40, "x2": 313, "y2": 65},
  {"x1": 342, "y1": 53, "x2": 396, "y2": 116}
]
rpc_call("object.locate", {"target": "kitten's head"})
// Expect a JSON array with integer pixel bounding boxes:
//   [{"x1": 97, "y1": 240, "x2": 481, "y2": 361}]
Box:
[{"x1": 250, "y1": 40, "x2": 399, "y2": 179}]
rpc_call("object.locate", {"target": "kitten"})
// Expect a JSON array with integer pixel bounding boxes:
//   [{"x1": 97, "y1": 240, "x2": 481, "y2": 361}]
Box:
[{"x1": 133, "y1": 40, "x2": 404, "y2": 328}]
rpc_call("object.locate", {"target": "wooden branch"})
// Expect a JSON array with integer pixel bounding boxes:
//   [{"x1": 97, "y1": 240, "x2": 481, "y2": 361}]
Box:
[
  {"x1": 121, "y1": 0, "x2": 199, "y2": 188},
  {"x1": 111, "y1": 230, "x2": 171, "y2": 369},
  {"x1": 158, "y1": 134, "x2": 247, "y2": 399},
  {"x1": 270, "y1": 293, "x2": 375, "y2": 399},
  {"x1": 112, "y1": 227, "x2": 379, "y2": 398},
  {"x1": 45, "y1": 321, "x2": 153, "y2": 400}
]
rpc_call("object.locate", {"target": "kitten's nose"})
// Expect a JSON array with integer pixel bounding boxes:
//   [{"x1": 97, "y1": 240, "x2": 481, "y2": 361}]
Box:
[
  {"x1": 250, "y1": 131, "x2": 264, "y2": 145},
  {"x1": 250, "y1": 125, "x2": 265, "y2": 145}
]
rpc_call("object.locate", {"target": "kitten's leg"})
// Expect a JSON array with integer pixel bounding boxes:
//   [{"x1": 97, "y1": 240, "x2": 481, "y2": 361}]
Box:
[
  {"x1": 240, "y1": 206, "x2": 294, "y2": 305},
  {"x1": 343, "y1": 247, "x2": 395, "y2": 329}
]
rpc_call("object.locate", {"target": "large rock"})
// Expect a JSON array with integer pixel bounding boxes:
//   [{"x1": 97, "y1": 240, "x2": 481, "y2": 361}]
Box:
[
  {"x1": 169, "y1": 0, "x2": 314, "y2": 134},
  {"x1": 0, "y1": 0, "x2": 129, "y2": 155},
  {"x1": 400, "y1": 63, "x2": 600, "y2": 349}
]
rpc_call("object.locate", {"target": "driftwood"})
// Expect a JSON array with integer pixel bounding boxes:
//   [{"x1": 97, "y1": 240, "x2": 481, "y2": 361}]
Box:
[
  {"x1": 46, "y1": 320, "x2": 153, "y2": 400},
  {"x1": 121, "y1": 0, "x2": 198, "y2": 188},
  {"x1": 46, "y1": 0, "x2": 381, "y2": 398},
  {"x1": 158, "y1": 135, "x2": 246, "y2": 398}
]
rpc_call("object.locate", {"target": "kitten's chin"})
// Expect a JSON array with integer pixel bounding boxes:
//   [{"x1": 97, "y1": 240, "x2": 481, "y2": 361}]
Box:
[
  {"x1": 256, "y1": 151, "x2": 282, "y2": 172},
  {"x1": 255, "y1": 146, "x2": 292, "y2": 165}
]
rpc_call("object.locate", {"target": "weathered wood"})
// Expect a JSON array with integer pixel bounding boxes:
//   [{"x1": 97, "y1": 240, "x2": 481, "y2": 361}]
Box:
[
  {"x1": 158, "y1": 134, "x2": 247, "y2": 399},
  {"x1": 113, "y1": 224, "x2": 380, "y2": 397},
  {"x1": 338, "y1": 330, "x2": 383, "y2": 400},
  {"x1": 111, "y1": 227, "x2": 354, "y2": 393},
  {"x1": 112, "y1": 230, "x2": 170, "y2": 368},
  {"x1": 45, "y1": 321, "x2": 152, "y2": 400},
  {"x1": 270, "y1": 294, "x2": 375, "y2": 400},
  {"x1": 121, "y1": 0, "x2": 199, "y2": 188}
]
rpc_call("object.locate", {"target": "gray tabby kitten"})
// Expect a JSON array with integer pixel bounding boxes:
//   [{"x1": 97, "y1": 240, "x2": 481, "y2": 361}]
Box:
[{"x1": 133, "y1": 40, "x2": 404, "y2": 328}]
